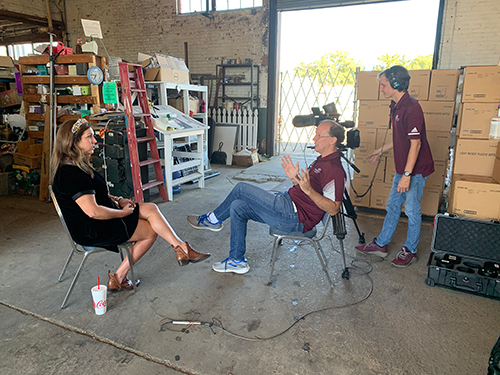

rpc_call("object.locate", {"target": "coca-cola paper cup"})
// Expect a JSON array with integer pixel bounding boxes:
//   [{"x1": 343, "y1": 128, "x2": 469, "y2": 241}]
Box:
[{"x1": 91, "y1": 285, "x2": 107, "y2": 315}]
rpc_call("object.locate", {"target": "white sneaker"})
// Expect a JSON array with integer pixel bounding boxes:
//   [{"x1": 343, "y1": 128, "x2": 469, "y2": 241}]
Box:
[{"x1": 212, "y1": 257, "x2": 249, "y2": 274}]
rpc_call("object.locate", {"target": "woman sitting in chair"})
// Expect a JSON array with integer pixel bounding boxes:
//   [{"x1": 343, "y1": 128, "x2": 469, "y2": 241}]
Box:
[{"x1": 50, "y1": 118, "x2": 210, "y2": 291}]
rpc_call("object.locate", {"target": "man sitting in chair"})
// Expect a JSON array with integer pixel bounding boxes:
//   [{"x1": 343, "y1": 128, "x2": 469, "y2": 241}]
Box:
[{"x1": 187, "y1": 119, "x2": 346, "y2": 274}]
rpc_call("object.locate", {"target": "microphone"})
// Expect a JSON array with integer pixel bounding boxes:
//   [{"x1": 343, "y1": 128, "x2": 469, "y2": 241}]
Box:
[
  {"x1": 307, "y1": 145, "x2": 315, "y2": 149},
  {"x1": 292, "y1": 114, "x2": 318, "y2": 128}
]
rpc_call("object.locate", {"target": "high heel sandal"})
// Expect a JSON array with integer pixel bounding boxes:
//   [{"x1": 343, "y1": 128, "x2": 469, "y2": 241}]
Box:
[{"x1": 172, "y1": 242, "x2": 210, "y2": 266}]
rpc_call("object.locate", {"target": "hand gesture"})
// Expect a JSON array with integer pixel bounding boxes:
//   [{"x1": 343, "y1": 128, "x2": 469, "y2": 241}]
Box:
[
  {"x1": 295, "y1": 167, "x2": 313, "y2": 195},
  {"x1": 281, "y1": 155, "x2": 299, "y2": 181}
]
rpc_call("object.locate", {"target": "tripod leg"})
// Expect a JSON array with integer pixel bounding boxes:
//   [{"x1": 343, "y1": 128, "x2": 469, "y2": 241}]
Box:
[{"x1": 343, "y1": 189, "x2": 365, "y2": 244}]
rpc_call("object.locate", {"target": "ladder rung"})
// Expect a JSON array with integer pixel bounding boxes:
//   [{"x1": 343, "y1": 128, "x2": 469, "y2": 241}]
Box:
[
  {"x1": 131, "y1": 89, "x2": 146, "y2": 93},
  {"x1": 131, "y1": 113, "x2": 151, "y2": 118},
  {"x1": 137, "y1": 136, "x2": 155, "y2": 143},
  {"x1": 139, "y1": 158, "x2": 161, "y2": 167},
  {"x1": 142, "y1": 180, "x2": 165, "y2": 191}
]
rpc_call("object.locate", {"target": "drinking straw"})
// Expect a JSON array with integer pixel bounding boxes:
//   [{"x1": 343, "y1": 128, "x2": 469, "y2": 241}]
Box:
[{"x1": 98, "y1": 277, "x2": 100, "y2": 289}]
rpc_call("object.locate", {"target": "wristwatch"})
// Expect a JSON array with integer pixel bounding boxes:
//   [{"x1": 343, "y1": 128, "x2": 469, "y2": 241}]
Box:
[{"x1": 403, "y1": 171, "x2": 412, "y2": 177}]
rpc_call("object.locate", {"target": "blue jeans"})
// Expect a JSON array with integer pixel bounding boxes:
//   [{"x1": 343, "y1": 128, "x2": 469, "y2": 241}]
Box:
[
  {"x1": 376, "y1": 173, "x2": 428, "y2": 254},
  {"x1": 213, "y1": 182, "x2": 304, "y2": 260}
]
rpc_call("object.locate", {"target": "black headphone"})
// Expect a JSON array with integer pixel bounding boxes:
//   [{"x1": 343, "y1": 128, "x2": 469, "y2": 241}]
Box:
[{"x1": 389, "y1": 70, "x2": 402, "y2": 90}]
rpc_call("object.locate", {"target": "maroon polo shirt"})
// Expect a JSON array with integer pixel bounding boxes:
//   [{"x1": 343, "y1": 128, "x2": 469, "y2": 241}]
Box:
[
  {"x1": 389, "y1": 92, "x2": 434, "y2": 177},
  {"x1": 288, "y1": 151, "x2": 346, "y2": 233}
]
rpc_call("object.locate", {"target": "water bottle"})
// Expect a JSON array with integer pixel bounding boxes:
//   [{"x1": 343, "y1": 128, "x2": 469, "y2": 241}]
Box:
[{"x1": 489, "y1": 104, "x2": 500, "y2": 140}]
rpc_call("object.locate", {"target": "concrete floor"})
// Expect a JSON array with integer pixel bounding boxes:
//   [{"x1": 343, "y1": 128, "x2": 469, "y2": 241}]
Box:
[{"x1": 0, "y1": 155, "x2": 499, "y2": 375}]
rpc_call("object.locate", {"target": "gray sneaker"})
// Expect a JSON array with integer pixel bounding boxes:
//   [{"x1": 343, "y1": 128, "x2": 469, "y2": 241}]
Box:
[
  {"x1": 187, "y1": 214, "x2": 223, "y2": 232},
  {"x1": 212, "y1": 257, "x2": 249, "y2": 274}
]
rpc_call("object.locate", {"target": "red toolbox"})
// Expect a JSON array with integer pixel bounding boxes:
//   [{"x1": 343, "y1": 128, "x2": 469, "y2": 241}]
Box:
[{"x1": 426, "y1": 214, "x2": 500, "y2": 299}]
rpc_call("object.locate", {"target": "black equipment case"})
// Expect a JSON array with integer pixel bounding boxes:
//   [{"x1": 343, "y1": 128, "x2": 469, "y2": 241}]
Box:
[{"x1": 425, "y1": 214, "x2": 500, "y2": 300}]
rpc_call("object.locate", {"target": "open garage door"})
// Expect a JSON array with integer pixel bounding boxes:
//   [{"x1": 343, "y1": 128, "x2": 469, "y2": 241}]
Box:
[{"x1": 277, "y1": 0, "x2": 406, "y2": 12}]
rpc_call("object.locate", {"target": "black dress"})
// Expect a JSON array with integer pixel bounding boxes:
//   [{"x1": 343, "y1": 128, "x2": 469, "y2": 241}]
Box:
[{"x1": 52, "y1": 164, "x2": 140, "y2": 252}]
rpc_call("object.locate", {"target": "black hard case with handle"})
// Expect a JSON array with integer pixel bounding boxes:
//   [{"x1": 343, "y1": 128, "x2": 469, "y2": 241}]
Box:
[{"x1": 426, "y1": 214, "x2": 500, "y2": 300}]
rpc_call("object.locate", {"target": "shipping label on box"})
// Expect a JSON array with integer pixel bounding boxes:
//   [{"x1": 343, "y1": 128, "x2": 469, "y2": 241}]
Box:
[
  {"x1": 419, "y1": 101, "x2": 455, "y2": 131},
  {"x1": 408, "y1": 70, "x2": 431, "y2": 101},
  {"x1": 462, "y1": 66, "x2": 500, "y2": 103},
  {"x1": 427, "y1": 131, "x2": 450, "y2": 162},
  {"x1": 428, "y1": 69, "x2": 459, "y2": 101},
  {"x1": 356, "y1": 71, "x2": 380, "y2": 100},
  {"x1": 350, "y1": 178, "x2": 371, "y2": 208},
  {"x1": 454, "y1": 139, "x2": 498, "y2": 177},
  {"x1": 449, "y1": 175, "x2": 500, "y2": 221},
  {"x1": 357, "y1": 100, "x2": 391, "y2": 128},
  {"x1": 457, "y1": 102, "x2": 499, "y2": 139}
]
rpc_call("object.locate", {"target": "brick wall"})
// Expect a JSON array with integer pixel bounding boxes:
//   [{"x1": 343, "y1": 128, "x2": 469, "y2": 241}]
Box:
[
  {"x1": 438, "y1": 0, "x2": 500, "y2": 68},
  {"x1": 0, "y1": 0, "x2": 62, "y2": 21},
  {"x1": 63, "y1": 0, "x2": 270, "y2": 106}
]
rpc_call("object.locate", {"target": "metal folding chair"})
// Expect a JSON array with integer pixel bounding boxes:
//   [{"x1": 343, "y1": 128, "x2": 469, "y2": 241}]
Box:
[
  {"x1": 49, "y1": 186, "x2": 136, "y2": 309},
  {"x1": 269, "y1": 213, "x2": 333, "y2": 287}
]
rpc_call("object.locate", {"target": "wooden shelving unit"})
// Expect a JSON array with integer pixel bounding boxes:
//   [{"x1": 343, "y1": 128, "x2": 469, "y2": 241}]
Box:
[{"x1": 18, "y1": 54, "x2": 108, "y2": 201}]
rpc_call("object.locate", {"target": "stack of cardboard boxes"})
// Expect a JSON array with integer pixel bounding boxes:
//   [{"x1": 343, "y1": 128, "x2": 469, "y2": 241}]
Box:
[
  {"x1": 352, "y1": 69, "x2": 459, "y2": 216},
  {"x1": 448, "y1": 66, "x2": 500, "y2": 221}
]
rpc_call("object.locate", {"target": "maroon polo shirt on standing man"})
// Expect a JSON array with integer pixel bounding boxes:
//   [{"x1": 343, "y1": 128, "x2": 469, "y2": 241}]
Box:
[{"x1": 389, "y1": 92, "x2": 434, "y2": 177}]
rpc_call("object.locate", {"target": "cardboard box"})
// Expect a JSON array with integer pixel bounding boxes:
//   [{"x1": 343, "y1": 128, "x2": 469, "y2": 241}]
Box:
[
  {"x1": 356, "y1": 71, "x2": 380, "y2": 100},
  {"x1": 427, "y1": 131, "x2": 451, "y2": 161},
  {"x1": 448, "y1": 175, "x2": 500, "y2": 221},
  {"x1": 370, "y1": 182, "x2": 393, "y2": 209},
  {"x1": 81, "y1": 41, "x2": 98, "y2": 54},
  {"x1": 462, "y1": 66, "x2": 500, "y2": 103},
  {"x1": 454, "y1": 139, "x2": 498, "y2": 177},
  {"x1": 0, "y1": 56, "x2": 15, "y2": 68},
  {"x1": 16, "y1": 140, "x2": 43, "y2": 156},
  {"x1": 421, "y1": 187, "x2": 442, "y2": 217},
  {"x1": 376, "y1": 128, "x2": 392, "y2": 151},
  {"x1": 13, "y1": 154, "x2": 42, "y2": 169},
  {"x1": 353, "y1": 128, "x2": 377, "y2": 157},
  {"x1": 428, "y1": 69, "x2": 460, "y2": 101},
  {"x1": 142, "y1": 54, "x2": 190, "y2": 84},
  {"x1": 407, "y1": 70, "x2": 431, "y2": 101},
  {"x1": 232, "y1": 149, "x2": 259, "y2": 167},
  {"x1": 419, "y1": 101, "x2": 455, "y2": 131},
  {"x1": 350, "y1": 178, "x2": 371, "y2": 208},
  {"x1": 457, "y1": 102, "x2": 499, "y2": 139},
  {"x1": 384, "y1": 158, "x2": 446, "y2": 189},
  {"x1": 0, "y1": 89, "x2": 22, "y2": 107},
  {"x1": 352, "y1": 155, "x2": 385, "y2": 182},
  {"x1": 357, "y1": 100, "x2": 391, "y2": 128},
  {"x1": 425, "y1": 160, "x2": 446, "y2": 190},
  {"x1": 168, "y1": 96, "x2": 199, "y2": 114},
  {"x1": 492, "y1": 142, "x2": 500, "y2": 183}
]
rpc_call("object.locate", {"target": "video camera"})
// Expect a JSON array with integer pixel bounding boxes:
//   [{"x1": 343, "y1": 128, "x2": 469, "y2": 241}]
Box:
[{"x1": 292, "y1": 102, "x2": 360, "y2": 150}]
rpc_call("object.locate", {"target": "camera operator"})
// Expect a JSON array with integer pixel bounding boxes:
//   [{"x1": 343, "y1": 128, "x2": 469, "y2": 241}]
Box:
[
  {"x1": 356, "y1": 65, "x2": 434, "y2": 268},
  {"x1": 186, "y1": 120, "x2": 346, "y2": 275}
]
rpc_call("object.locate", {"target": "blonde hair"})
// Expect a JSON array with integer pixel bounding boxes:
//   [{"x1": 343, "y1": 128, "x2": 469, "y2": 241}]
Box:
[{"x1": 50, "y1": 119, "x2": 94, "y2": 183}]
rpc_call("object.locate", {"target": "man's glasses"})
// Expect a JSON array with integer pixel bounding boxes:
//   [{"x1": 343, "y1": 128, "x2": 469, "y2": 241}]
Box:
[{"x1": 314, "y1": 134, "x2": 332, "y2": 138}]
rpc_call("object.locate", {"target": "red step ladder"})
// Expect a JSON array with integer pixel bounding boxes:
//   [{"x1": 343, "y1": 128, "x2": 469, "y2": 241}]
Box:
[{"x1": 118, "y1": 62, "x2": 167, "y2": 203}]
